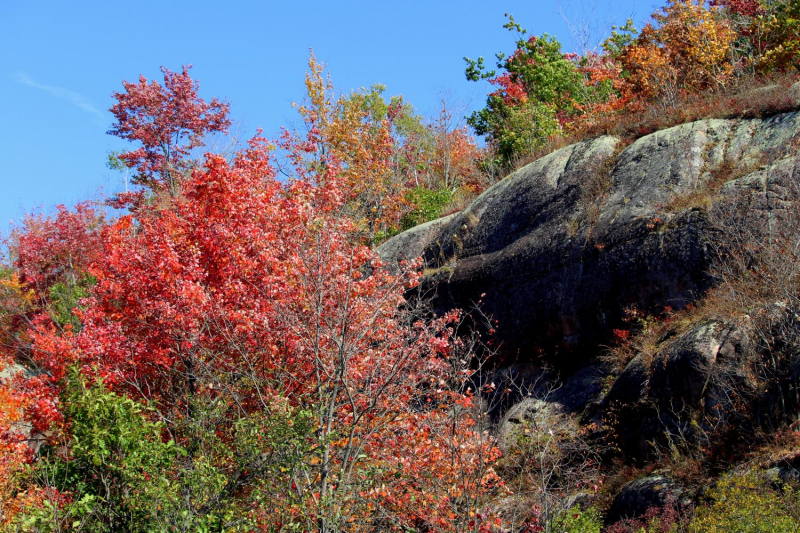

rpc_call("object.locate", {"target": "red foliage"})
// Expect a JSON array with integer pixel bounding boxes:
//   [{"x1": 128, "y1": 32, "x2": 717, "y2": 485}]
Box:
[
  {"x1": 12, "y1": 203, "x2": 103, "y2": 294},
  {"x1": 606, "y1": 497, "x2": 690, "y2": 532},
  {"x1": 24, "y1": 131, "x2": 500, "y2": 529},
  {"x1": 0, "y1": 204, "x2": 103, "y2": 447},
  {"x1": 108, "y1": 65, "x2": 231, "y2": 191},
  {"x1": 490, "y1": 72, "x2": 528, "y2": 105},
  {"x1": 711, "y1": 0, "x2": 762, "y2": 17}
]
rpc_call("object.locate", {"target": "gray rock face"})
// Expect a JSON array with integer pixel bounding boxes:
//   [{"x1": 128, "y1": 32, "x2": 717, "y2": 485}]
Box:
[
  {"x1": 0, "y1": 362, "x2": 32, "y2": 383},
  {"x1": 600, "y1": 319, "x2": 756, "y2": 460},
  {"x1": 379, "y1": 112, "x2": 800, "y2": 366},
  {"x1": 377, "y1": 213, "x2": 457, "y2": 265},
  {"x1": 790, "y1": 82, "x2": 800, "y2": 107}
]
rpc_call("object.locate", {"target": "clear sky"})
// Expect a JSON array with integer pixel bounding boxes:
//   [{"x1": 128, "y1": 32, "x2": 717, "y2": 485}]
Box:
[{"x1": 0, "y1": 0, "x2": 650, "y2": 236}]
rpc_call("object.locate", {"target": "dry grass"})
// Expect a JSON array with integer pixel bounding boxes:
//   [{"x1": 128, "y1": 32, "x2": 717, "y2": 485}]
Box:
[
  {"x1": 506, "y1": 134, "x2": 587, "y2": 173},
  {"x1": 440, "y1": 188, "x2": 479, "y2": 218},
  {"x1": 743, "y1": 428, "x2": 800, "y2": 471},
  {"x1": 582, "y1": 72, "x2": 800, "y2": 142},
  {"x1": 498, "y1": 72, "x2": 800, "y2": 184},
  {"x1": 660, "y1": 159, "x2": 764, "y2": 213},
  {"x1": 580, "y1": 143, "x2": 627, "y2": 232},
  {"x1": 599, "y1": 276, "x2": 766, "y2": 377}
]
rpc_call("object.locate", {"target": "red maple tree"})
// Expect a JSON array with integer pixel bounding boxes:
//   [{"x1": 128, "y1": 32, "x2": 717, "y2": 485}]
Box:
[
  {"x1": 108, "y1": 65, "x2": 231, "y2": 196},
  {"x1": 21, "y1": 127, "x2": 501, "y2": 529}
]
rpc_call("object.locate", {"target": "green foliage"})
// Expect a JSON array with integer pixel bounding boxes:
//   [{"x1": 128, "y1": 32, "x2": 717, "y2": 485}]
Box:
[
  {"x1": 464, "y1": 56, "x2": 493, "y2": 82},
  {"x1": 465, "y1": 15, "x2": 586, "y2": 164},
  {"x1": 401, "y1": 187, "x2": 453, "y2": 230},
  {"x1": 14, "y1": 370, "x2": 182, "y2": 532},
  {"x1": 760, "y1": 0, "x2": 800, "y2": 73},
  {"x1": 47, "y1": 276, "x2": 94, "y2": 331},
  {"x1": 689, "y1": 472, "x2": 800, "y2": 532},
  {"x1": 490, "y1": 99, "x2": 561, "y2": 163},
  {"x1": 105, "y1": 151, "x2": 130, "y2": 173},
  {"x1": 10, "y1": 373, "x2": 320, "y2": 532},
  {"x1": 345, "y1": 83, "x2": 426, "y2": 139},
  {"x1": 235, "y1": 405, "x2": 316, "y2": 528},
  {"x1": 603, "y1": 19, "x2": 640, "y2": 59},
  {"x1": 504, "y1": 37, "x2": 583, "y2": 110},
  {"x1": 556, "y1": 506, "x2": 603, "y2": 532}
]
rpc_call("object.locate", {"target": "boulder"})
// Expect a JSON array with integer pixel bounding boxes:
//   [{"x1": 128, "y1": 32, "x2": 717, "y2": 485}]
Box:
[
  {"x1": 0, "y1": 362, "x2": 32, "y2": 383},
  {"x1": 496, "y1": 397, "x2": 575, "y2": 451},
  {"x1": 551, "y1": 363, "x2": 609, "y2": 413},
  {"x1": 601, "y1": 320, "x2": 756, "y2": 460},
  {"x1": 789, "y1": 81, "x2": 800, "y2": 108},
  {"x1": 605, "y1": 475, "x2": 685, "y2": 525},
  {"x1": 648, "y1": 321, "x2": 753, "y2": 412},
  {"x1": 604, "y1": 354, "x2": 649, "y2": 407}
]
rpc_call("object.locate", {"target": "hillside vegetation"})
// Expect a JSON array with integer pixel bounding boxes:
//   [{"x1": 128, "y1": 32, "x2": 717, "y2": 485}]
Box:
[{"x1": 2, "y1": 1, "x2": 800, "y2": 531}]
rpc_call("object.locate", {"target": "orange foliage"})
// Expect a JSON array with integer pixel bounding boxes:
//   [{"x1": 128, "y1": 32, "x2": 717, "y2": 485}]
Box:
[
  {"x1": 294, "y1": 52, "x2": 404, "y2": 244},
  {"x1": 569, "y1": 54, "x2": 630, "y2": 131},
  {"x1": 0, "y1": 354, "x2": 35, "y2": 527},
  {"x1": 622, "y1": 0, "x2": 736, "y2": 105},
  {"x1": 402, "y1": 105, "x2": 484, "y2": 195},
  {"x1": 427, "y1": 112, "x2": 483, "y2": 194}
]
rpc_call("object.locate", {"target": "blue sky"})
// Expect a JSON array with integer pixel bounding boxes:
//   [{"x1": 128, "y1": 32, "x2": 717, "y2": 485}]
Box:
[{"x1": 0, "y1": 0, "x2": 649, "y2": 236}]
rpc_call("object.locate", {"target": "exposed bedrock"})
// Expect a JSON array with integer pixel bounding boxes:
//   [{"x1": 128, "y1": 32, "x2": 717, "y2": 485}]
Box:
[{"x1": 380, "y1": 110, "x2": 800, "y2": 369}]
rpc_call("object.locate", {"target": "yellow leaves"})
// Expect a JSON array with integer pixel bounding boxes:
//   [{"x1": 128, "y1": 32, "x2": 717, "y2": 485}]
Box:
[
  {"x1": 757, "y1": 3, "x2": 800, "y2": 73},
  {"x1": 296, "y1": 50, "x2": 334, "y2": 132},
  {"x1": 623, "y1": 0, "x2": 736, "y2": 103},
  {"x1": 294, "y1": 52, "x2": 406, "y2": 243},
  {"x1": 0, "y1": 274, "x2": 35, "y2": 309}
]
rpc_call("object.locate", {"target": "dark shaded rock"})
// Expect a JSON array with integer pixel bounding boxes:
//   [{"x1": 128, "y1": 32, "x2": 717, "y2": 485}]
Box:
[
  {"x1": 551, "y1": 363, "x2": 609, "y2": 413},
  {"x1": 600, "y1": 353, "x2": 658, "y2": 461},
  {"x1": 604, "y1": 355, "x2": 649, "y2": 406},
  {"x1": 380, "y1": 113, "x2": 800, "y2": 370},
  {"x1": 649, "y1": 321, "x2": 753, "y2": 412},
  {"x1": 605, "y1": 475, "x2": 685, "y2": 525},
  {"x1": 477, "y1": 364, "x2": 553, "y2": 421},
  {"x1": 603, "y1": 320, "x2": 757, "y2": 461}
]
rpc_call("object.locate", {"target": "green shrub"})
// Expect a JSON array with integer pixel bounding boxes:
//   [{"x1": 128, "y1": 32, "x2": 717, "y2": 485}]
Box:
[
  {"x1": 13, "y1": 371, "x2": 183, "y2": 532},
  {"x1": 689, "y1": 472, "x2": 800, "y2": 533},
  {"x1": 47, "y1": 275, "x2": 95, "y2": 331},
  {"x1": 401, "y1": 187, "x2": 453, "y2": 230},
  {"x1": 558, "y1": 506, "x2": 603, "y2": 533}
]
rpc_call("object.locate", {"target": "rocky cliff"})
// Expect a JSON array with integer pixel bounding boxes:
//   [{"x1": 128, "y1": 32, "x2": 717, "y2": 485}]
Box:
[
  {"x1": 379, "y1": 102, "x2": 800, "y2": 523},
  {"x1": 381, "y1": 109, "x2": 800, "y2": 367}
]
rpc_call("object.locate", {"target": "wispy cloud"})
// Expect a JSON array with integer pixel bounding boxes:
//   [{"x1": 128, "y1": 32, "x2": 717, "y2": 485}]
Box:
[{"x1": 14, "y1": 72, "x2": 105, "y2": 125}]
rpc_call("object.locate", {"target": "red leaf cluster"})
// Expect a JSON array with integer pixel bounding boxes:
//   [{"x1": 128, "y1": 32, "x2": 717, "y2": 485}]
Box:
[{"x1": 108, "y1": 65, "x2": 231, "y2": 190}]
